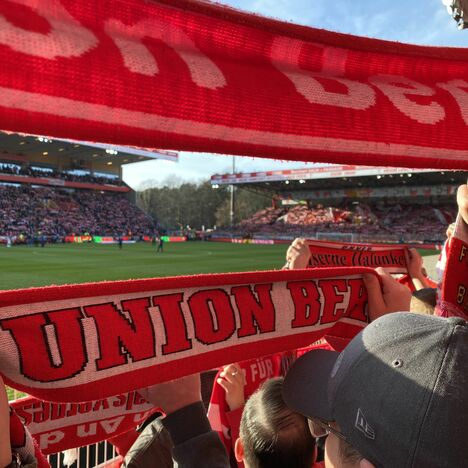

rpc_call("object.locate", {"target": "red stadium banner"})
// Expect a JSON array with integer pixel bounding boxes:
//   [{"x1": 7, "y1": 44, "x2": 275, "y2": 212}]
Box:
[
  {"x1": 0, "y1": 0, "x2": 467, "y2": 169},
  {"x1": 307, "y1": 240, "x2": 408, "y2": 274},
  {"x1": 10, "y1": 391, "x2": 156, "y2": 455},
  {"x1": 0, "y1": 269, "x2": 373, "y2": 402}
]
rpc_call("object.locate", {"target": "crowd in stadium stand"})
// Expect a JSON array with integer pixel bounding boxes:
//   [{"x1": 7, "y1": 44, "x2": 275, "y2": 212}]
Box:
[
  {"x1": 0, "y1": 163, "x2": 125, "y2": 186},
  {"x1": 0, "y1": 177, "x2": 456, "y2": 243},
  {"x1": 0, "y1": 185, "x2": 154, "y2": 241},
  {"x1": 234, "y1": 201, "x2": 456, "y2": 242}
]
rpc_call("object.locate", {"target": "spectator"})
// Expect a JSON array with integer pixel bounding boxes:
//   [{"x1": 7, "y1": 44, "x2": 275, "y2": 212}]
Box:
[
  {"x1": 282, "y1": 313, "x2": 468, "y2": 467},
  {"x1": 142, "y1": 374, "x2": 320, "y2": 468},
  {"x1": 410, "y1": 288, "x2": 437, "y2": 315},
  {"x1": 139, "y1": 373, "x2": 230, "y2": 468},
  {"x1": 0, "y1": 164, "x2": 125, "y2": 186},
  {"x1": 0, "y1": 185, "x2": 154, "y2": 240},
  {"x1": 235, "y1": 377, "x2": 317, "y2": 468},
  {"x1": 121, "y1": 416, "x2": 173, "y2": 468},
  {"x1": 208, "y1": 355, "x2": 282, "y2": 464},
  {"x1": 234, "y1": 201, "x2": 456, "y2": 244}
]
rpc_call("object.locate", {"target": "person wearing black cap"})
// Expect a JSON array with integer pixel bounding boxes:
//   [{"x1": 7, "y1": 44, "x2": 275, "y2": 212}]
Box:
[{"x1": 282, "y1": 312, "x2": 468, "y2": 467}]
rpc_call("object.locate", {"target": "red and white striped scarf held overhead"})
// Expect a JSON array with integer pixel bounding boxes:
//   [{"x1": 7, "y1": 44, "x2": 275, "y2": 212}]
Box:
[{"x1": 0, "y1": 0, "x2": 467, "y2": 169}]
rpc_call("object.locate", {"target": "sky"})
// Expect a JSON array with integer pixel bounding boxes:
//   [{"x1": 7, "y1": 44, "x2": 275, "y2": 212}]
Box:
[{"x1": 122, "y1": 0, "x2": 467, "y2": 190}]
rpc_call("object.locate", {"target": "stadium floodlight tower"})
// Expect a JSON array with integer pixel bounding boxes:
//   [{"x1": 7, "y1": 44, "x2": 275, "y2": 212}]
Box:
[{"x1": 442, "y1": 0, "x2": 468, "y2": 29}]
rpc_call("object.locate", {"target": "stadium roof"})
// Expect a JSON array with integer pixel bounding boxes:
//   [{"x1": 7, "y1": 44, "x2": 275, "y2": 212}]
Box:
[
  {"x1": 211, "y1": 164, "x2": 468, "y2": 196},
  {"x1": 211, "y1": 165, "x2": 444, "y2": 185},
  {"x1": 0, "y1": 131, "x2": 178, "y2": 176}
]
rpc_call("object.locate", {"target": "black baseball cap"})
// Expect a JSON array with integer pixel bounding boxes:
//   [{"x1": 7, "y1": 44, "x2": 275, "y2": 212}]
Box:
[{"x1": 283, "y1": 313, "x2": 468, "y2": 467}]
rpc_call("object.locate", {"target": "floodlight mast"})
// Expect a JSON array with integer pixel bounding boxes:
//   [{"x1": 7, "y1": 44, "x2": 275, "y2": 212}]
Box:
[
  {"x1": 230, "y1": 156, "x2": 235, "y2": 228},
  {"x1": 442, "y1": 0, "x2": 468, "y2": 29}
]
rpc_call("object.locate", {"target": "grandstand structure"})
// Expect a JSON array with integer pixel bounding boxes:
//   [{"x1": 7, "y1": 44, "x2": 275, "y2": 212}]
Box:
[
  {"x1": 211, "y1": 165, "x2": 467, "y2": 245},
  {"x1": 0, "y1": 131, "x2": 177, "y2": 243}
]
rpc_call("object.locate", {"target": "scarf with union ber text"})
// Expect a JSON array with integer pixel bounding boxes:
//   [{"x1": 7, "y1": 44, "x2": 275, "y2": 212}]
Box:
[
  {"x1": 0, "y1": 0, "x2": 468, "y2": 170},
  {"x1": 0, "y1": 268, "x2": 372, "y2": 403},
  {"x1": 1, "y1": 268, "x2": 371, "y2": 459}
]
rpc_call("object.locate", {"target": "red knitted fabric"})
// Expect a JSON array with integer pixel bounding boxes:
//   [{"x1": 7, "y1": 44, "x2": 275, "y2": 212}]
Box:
[
  {"x1": 0, "y1": 0, "x2": 467, "y2": 169},
  {"x1": 437, "y1": 216, "x2": 468, "y2": 319},
  {"x1": 207, "y1": 354, "x2": 282, "y2": 456},
  {"x1": 10, "y1": 391, "x2": 156, "y2": 455},
  {"x1": 0, "y1": 268, "x2": 372, "y2": 402},
  {"x1": 307, "y1": 240, "x2": 408, "y2": 274}
]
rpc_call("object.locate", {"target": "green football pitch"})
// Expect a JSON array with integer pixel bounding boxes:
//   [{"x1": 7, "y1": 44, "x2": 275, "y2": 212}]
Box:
[
  {"x1": 0, "y1": 242, "x2": 439, "y2": 290},
  {"x1": 0, "y1": 242, "x2": 290, "y2": 290}
]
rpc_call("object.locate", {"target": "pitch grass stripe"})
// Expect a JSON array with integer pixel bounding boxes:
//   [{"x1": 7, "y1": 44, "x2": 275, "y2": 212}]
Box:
[{"x1": 0, "y1": 242, "x2": 440, "y2": 291}]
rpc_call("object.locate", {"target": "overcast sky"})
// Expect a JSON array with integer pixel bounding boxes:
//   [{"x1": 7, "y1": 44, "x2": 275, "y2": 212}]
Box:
[{"x1": 122, "y1": 0, "x2": 466, "y2": 190}]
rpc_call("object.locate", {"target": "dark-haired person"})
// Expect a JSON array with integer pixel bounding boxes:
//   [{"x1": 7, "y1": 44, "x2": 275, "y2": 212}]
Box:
[
  {"x1": 208, "y1": 356, "x2": 282, "y2": 465},
  {"x1": 283, "y1": 312, "x2": 468, "y2": 467},
  {"x1": 157, "y1": 235, "x2": 164, "y2": 253},
  {"x1": 235, "y1": 377, "x2": 320, "y2": 468}
]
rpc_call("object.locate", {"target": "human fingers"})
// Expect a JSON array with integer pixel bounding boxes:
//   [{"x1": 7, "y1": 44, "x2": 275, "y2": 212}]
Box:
[
  {"x1": 289, "y1": 239, "x2": 311, "y2": 269},
  {"x1": 362, "y1": 272, "x2": 386, "y2": 321},
  {"x1": 375, "y1": 267, "x2": 411, "y2": 312},
  {"x1": 408, "y1": 248, "x2": 422, "y2": 264},
  {"x1": 376, "y1": 267, "x2": 401, "y2": 293},
  {"x1": 286, "y1": 239, "x2": 304, "y2": 258},
  {"x1": 220, "y1": 365, "x2": 242, "y2": 385},
  {"x1": 217, "y1": 377, "x2": 234, "y2": 394}
]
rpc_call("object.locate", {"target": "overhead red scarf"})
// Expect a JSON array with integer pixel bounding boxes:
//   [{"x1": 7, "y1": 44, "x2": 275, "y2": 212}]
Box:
[
  {"x1": 0, "y1": 268, "x2": 372, "y2": 403},
  {"x1": 0, "y1": 0, "x2": 467, "y2": 169}
]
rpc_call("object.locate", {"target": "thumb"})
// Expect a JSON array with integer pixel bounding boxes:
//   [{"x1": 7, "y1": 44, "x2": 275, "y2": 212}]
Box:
[{"x1": 363, "y1": 273, "x2": 386, "y2": 321}]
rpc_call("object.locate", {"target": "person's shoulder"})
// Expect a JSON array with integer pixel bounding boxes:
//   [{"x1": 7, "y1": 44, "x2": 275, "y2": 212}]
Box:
[{"x1": 123, "y1": 419, "x2": 172, "y2": 468}]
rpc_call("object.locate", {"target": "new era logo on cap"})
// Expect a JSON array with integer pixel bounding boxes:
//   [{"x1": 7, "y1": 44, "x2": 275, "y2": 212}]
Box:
[{"x1": 355, "y1": 408, "x2": 375, "y2": 440}]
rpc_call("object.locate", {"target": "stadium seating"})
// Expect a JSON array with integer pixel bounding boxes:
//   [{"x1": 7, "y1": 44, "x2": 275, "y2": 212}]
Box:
[
  {"x1": 0, "y1": 164, "x2": 125, "y2": 186},
  {"x1": 0, "y1": 185, "x2": 154, "y2": 241},
  {"x1": 235, "y1": 202, "x2": 456, "y2": 243}
]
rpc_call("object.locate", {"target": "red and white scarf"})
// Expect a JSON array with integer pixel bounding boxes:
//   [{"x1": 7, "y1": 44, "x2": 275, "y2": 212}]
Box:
[
  {"x1": 10, "y1": 391, "x2": 156, "y2": 455},
  {"x1": 307, "y1": 240, "x2": 408, "y2": 274},
  {"x1": 0, "y1": 269, "x2": 371, "y2": 402},
  {"x1": 436, "y1": 216, "x2": 468, "y2": 319},
  {"x1": 0, "y1": 0, "x2": 467, "y2": 169},
  {"x1": 207, "y1": 354, "x2": 282, "y2": 456}
]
